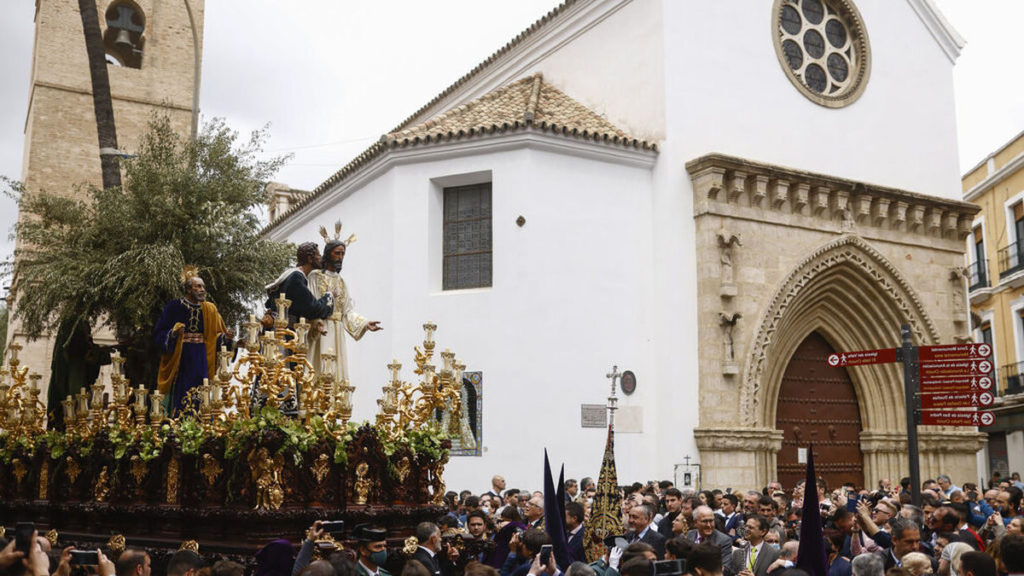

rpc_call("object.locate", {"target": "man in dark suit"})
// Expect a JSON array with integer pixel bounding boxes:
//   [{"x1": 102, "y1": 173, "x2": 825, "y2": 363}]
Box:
[
  {"x1": 657, "y1": 488, "x2": 684, "y2": 539},
  {"x1": 687, "y1": 505, "x2": 734, "y2": 567},
  {"x1": 878, "y1": 517, "x2": 923, "y2": 572},
  {"x1": 565, "y1": 501, "x2": 586, "y2": 563},
  {"x1": 413, "y1": 522, "x2": 460, "y2": 576},
  {"x1": 625, "y1": 504, "x2": 667, "y2": 560},
  {"x1": 727, "y1": 516, "x2": 779, "y2": 576}
]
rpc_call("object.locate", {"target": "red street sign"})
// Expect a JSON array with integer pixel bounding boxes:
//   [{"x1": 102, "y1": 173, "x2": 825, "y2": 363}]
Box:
[
  {"x1": 918, "y1": 343, "x2": 992, "y2": 362},
  {"x1": 919, "y1": 410, "x2": 995, "y2": 427},
  {"x1": 920, "y1": 374, "x2": 994, "y2": 393},
  {"x1": 920, "y1": 391, "x2": 994, "y2": 409},
  {"x1": 919, "y1": 359, "x2": 993, "y2": 379},
  {"x1": 826, "y1": 349, "x2": 898, "y2": 367}
]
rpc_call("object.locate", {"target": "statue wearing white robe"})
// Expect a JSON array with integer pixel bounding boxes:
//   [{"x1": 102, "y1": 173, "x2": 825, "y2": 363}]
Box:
[{"x1": 307, "y1": 269, "x2": 370, "y2": 383}]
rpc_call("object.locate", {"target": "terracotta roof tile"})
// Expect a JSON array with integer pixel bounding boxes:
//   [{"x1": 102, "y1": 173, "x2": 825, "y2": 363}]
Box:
[{"x1": 383, "y1": 74, "x2": 655, "y2": 151}]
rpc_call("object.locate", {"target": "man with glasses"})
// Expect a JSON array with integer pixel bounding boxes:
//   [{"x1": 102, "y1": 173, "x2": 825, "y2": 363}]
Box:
[
  {"x1": 525, "y1": 495, "x2": 545, "y2": 530},
  {"x1": 727, "y1": 515, "x2": 779, "y2": 576},
  {"x1": 687, "y1": 505, "x2": 733, "y2": 566}
]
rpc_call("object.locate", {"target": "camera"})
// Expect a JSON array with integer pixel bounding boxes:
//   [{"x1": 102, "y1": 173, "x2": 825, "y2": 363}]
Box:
[
  {"x1": 70, "y1": 550, "x2": 100, "y2": 566},
  {"x1": 652, "y1": 560, "x2": 687, "y2": 576},
  {"x1": 15, "y1": 523, "x2": 34, "y2": 555},
  {"x1": 320, "y1": 520, "x2": 345, "y2": 537},
  {"x1": 539, "y1": 545, "x2": 552, "y2": 565}
]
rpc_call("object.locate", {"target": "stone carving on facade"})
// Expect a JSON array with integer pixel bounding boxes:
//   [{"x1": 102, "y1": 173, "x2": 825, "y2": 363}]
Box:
[
  {"x1": 739, "y1": 235, "x2": 941, "y2": 425},
  {"x1": 693, "y1": 427, "x2": 784, "y2": 452},
  {"x1": 949, "y1": 267, "x2": 968, "y2": 325},
  {"x1": 717, "y1": 228, "x2": 742, "y2": 298},
  {"x1": 718, "y1": 311, "x2": 742, "y2": 375}
]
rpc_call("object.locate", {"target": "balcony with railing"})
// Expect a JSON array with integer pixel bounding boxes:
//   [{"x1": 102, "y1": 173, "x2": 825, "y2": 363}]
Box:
[
  {"x1": 997, "y1": 361, "x2": 1024, "y2": 398},
  {"x1": 997, "y1": 242, "x2": 1024, "y2": 288}
]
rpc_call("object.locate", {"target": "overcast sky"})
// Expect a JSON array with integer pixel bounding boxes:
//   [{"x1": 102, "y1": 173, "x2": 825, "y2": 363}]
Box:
[{"x1": 1, "y1": 0, "x2": 1022, "y2": 290}]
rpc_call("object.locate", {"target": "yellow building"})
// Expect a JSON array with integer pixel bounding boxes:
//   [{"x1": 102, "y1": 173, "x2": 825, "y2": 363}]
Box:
[{"x1": 963, "y1": 130, "x2": 1024, "y2": 480}]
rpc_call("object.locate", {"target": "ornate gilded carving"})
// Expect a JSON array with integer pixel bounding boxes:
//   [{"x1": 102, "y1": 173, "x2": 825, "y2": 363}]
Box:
[
  {"x1": 167, "y1": 457, "x2": 179, "y2": 505},
  {"x1": 403, "y1": 536, "x2": 419, "y2": 556},
  {"x1": 430, "y1": 453, "x2": 448, "y2": 505},
  {"x1": 353, "y1": 461, "x2": 370, "y2": 505},
  {"x1": 130, "y1": 455, "x2": 147, "y2": 485},
  {"x1": 65, "y1": 457, "x2": 81, "y2": 484},
  {"x1": 39, "y1": 460, "x2": 48, "y2": 499},
  {"x1": 249, "y1": 447, "x2": 284, "y2": 510},
  {"x1": 107, "y1": 535, "x2": 126, "y2": 557},
  {"x1": 94, "y1": 466, "x2": 111, "y2": 502},
  {"x1": 179, "y1": 540, "x2": 199, "y2": 553},
  {"x1": 201, "y1": 453, "x2": 222, "y2": 485},
  {"x1": 395, "y1": 456, "x2": 411, "y2": 483},
  {"x1": 45, "y1": 530, "x2": 58, "y2": 548},
  {"x1": 11, "y1": 458, "x2": 26, "y2": 486},
  {"x1": 310, "y1": 453, "x2": 330, "y2": 484}
]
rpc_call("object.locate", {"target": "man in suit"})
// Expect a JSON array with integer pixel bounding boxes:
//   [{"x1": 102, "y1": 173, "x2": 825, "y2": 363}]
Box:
[
  {"x1": 718, "y1": 494, "x2": 744, "y2": 541},
  {"x1": 354, "y1": 525, "x2": 391, "y2": 576},
  {"x1": 525, "y1": 495, "x2": 546, "y2": 530},
  {"x1": 485, "y1": 476, "x2": 506, "y2": 499},
  {"x1": 413, "y1": 522, "x2": 460, "y2": 576},
  {"x1": 658, "y1": 488, "x2": 684, "y2": 539},
  {"x1": 877, "y1": 517, "x2": 923, "y2": 572},
  {"x1": 727, "y1": 516, "x2": 780, "y2": 576},
  {"x1": 565, "y1": 501, "x2": 586, "y2": 563},
  {"x1": 687, "y1": 506, "x2": 734, "y2": 567},
  {"x1": 625, "y1": 504, "x2": 667, "y2": 560}
]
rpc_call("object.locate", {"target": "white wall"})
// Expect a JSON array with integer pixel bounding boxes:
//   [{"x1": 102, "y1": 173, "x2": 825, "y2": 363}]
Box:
[{"x1": 273, "y1": 141, "x2": 660, "y2": 492}]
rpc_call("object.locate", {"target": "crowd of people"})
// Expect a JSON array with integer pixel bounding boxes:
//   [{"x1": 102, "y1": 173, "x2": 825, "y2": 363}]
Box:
[{"x1": 2, "y1": 473, "x2": 1023, "y2": 576}]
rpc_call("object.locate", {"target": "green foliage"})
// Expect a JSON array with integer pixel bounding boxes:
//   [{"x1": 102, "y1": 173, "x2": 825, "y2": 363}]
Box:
[
  {"x1": 0, "y1": 302, "x2": 7, "y2": 354},
  {"x1": 7, "y1": 115, "x2": 293, "y2": 379}
]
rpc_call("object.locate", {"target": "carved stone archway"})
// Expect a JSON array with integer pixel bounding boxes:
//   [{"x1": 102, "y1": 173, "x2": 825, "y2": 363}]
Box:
[{"x1": 738, "y1": 235, "x2": 942, "y2": 486}]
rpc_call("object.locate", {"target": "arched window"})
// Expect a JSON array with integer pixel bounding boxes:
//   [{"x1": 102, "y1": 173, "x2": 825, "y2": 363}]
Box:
[{"x1": 104, "y1": 1, "x2": 145, "y2": 69}]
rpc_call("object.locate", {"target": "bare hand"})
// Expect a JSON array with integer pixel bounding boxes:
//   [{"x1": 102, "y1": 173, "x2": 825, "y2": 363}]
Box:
[
  {"x1": 25, "y1": 535, "x2": 48, "y2": 576},
  {"x1": 988, "y1": 512, "x2": 1002, "y2": 527},
  {"x1": 447, "y1": 546, "x2": 460, "y2": 563},
  {"x1": 55, "y1": 546, "x2": 73, "y2": 576},
  {"x1": 0, "y1": 540, "x2": 25, "y2": 571},
  {"x1": 368, "y1": 321, "x2": 383, "y2": 332},
  {"x1": 306, "y1": 520, "x2": 324, "y2": 543},
  {"x1": 224, "y1": 329, "x2": 235, "y2": 340},
  {"x1": 97, "y1": 550, "x2": 115, "y2": 576},
  {"x1": 739, "y1": 569, "x2": 755, "y2": 576}
]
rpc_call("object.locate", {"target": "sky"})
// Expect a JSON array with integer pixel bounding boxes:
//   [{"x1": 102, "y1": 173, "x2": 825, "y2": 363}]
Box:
[{"x1": 1, "y1": 0, "x2": 1023, "y2": 292}]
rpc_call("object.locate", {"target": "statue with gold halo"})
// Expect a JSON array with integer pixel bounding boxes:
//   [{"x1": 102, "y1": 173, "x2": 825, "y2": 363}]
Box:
[
  {"x1": 154, "y1": 266, "x2": 233, "y2": 415},
  {"x1": 308, "y1": 222, "x2": 382, "y2": 386}
]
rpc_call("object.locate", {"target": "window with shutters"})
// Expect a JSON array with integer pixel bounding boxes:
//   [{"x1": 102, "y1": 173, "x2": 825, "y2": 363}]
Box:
[{"x1": 443, "y1": 183, "x2": 492, "y2": 290}]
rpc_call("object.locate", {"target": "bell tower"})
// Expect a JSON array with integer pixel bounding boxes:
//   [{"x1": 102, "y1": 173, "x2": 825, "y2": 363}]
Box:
[{"x1": 7, "y1": 0, "x2": 204, "y2": 387}]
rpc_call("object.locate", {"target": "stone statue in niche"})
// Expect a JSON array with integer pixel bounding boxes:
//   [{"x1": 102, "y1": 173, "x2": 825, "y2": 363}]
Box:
[
  {"x1": 949, "y1": 266, "x2": 968, "y2": 322},
  {"x1": 718, "y1": 311, "x2": 742, "y2": 375},
  {"x1": 717, "y1": 228, "x2": 742, "y2": 297}
]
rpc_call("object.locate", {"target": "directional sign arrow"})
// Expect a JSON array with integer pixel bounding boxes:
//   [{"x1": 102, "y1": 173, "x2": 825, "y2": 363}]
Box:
[
  {"x1": 920, "y1": 391, "x2": 995, "y2": 409},
  {"x1": 826, "y1": 348, "x2": 898, "y2": 367},
  {"x1": 919, "y1": 359, "x2": 993, "y2": 379},
  {"x1": 918, "y1": 343, "x2": 992, "y2": 361},
  {"x1": 919, "y1": 410, "x2": 995, "y2": 427},
  {"x1": 919, "y1": 374, "x2": 993, "y2": 392}
]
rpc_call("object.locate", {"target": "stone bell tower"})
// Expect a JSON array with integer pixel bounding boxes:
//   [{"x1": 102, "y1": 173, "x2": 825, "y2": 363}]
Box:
[{"x1": 6, "y1": 0, "x2": 204, "y2": 391}]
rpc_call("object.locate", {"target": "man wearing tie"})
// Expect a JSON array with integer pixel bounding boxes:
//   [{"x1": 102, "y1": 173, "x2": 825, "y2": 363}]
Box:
[
  {"x1": 727, "y1": 516, "x2": 779, "y2": 576},
  {"x1": 687, "y1": 506, "x2": 734, "y2": 567},
  {"x1": 625, "y1": 504, "x2": 667, "y2": 560},
  {"x1": 565, "y1": 501, "x2": 586, "y2": 562}
]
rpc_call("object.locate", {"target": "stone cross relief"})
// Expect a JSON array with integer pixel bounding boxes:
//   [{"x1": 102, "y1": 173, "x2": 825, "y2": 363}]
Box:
[{"x1": 717, "y1": 228, "x2": 742, "y2": 298}]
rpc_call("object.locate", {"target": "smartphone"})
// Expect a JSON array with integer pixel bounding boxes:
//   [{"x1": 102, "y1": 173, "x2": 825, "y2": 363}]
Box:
[
  {"x1": 845, "y1": 494, "x2": 860, "y2": 512},
  {"x1": 652, "y1": 559, "x2": 687, "y2": 576},
  {"x1": 70, "y1": 550, "x2": 100, "y2": 566},
  {"x1": 539, "y1": 544, "x2": 552, "y2": 565},
  {"x1": 15, "y1": 522, "x2": 34, "y2": 554},
  {"x1": 320, "y1": 520, "x2": 345, "y2": 536}
]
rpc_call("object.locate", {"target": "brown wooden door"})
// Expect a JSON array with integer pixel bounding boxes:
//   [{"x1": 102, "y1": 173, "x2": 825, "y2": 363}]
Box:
[{"x1": 775, "y1": 332, "x2": 865, "y2": 490}]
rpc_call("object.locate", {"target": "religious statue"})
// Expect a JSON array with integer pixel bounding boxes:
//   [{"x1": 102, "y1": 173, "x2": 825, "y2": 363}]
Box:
[
  {"x1": 716, "y1": 228, "x2": 743, "y2": 287},
  {"x1": 353, "y1": 461, "x2": 371, "y2": 505},
  {"x1": 249, "y1": 447, "x2": 284, "y2": 510},
  {"x1": 263, "y1": 242, "x2": 335, "y2": 328},
  {"x1": 308, "y1": 223, "x2": 382, "y2": 386},
  {"x1": 155, "y1": 267, "x2": 233, "y2": 415}
]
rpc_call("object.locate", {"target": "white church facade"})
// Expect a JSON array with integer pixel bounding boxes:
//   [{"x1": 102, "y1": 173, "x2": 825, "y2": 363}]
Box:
[{"x1": 265, "y1": 0, "x2": 984, "y2": 492}]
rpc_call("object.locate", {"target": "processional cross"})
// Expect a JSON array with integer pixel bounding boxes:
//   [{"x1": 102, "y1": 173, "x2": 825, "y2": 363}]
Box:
[{"x1": 605, "y1": 365, "x2": 620, "y2": 427}]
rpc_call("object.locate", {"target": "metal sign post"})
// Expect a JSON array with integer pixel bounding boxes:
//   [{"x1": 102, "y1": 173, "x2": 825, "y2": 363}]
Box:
[{"x1": 900, "y1": 324, "x2": 922, "y2": 508}]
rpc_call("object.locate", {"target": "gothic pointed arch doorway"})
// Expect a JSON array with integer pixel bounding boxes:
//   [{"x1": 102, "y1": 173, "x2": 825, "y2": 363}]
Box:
[{"x1": 775, "y1": 331, "x2": 865, "y2": 490}]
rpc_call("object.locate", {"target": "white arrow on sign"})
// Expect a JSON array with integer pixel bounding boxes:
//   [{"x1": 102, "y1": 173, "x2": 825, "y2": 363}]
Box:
[
  {"x1": 980, "y1": 412, "x2": 995, "y2": 426},
  {"x1": 978, "y1": 360, "x2": 993, "y2": 373},
  {"x1": 978, "y1": 343, "x2": 991, "y2": 357},
  {"x1": 827, "y1": 354, "x2": 840, "y2": 367},
  {"x1": 978, "y1": 376, "x2": 993, "y2": 390},
  {"x1": 979, "y1": 392, "x2": 994, "y2": 406}
]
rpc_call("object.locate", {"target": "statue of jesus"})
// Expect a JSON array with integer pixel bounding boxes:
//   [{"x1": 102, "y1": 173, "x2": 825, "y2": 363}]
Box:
[{"x1": 308, "y1": 224, "x2": 382, "y2": 386}]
